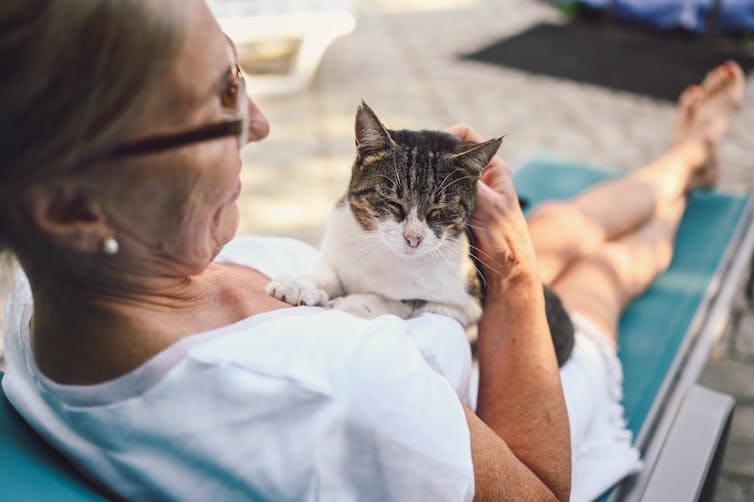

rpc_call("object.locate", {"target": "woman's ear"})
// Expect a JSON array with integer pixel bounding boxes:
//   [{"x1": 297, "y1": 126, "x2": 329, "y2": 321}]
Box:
[{"x1": 10, "y1": 181, "x2": 113, "y2": 254}]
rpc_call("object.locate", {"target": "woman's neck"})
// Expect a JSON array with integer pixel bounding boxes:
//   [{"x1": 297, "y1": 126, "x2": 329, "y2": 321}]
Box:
[{"x1": 23, "y1": 260, "x2": 288, "y2": 385}]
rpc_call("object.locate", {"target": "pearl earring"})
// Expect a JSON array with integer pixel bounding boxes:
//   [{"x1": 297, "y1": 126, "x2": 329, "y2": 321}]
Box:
[{"x1": 101, "y1": 237, "x2": 120, "y2": 256}]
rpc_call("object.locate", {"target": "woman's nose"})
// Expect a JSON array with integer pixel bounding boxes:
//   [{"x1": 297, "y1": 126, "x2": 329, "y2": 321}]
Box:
[{"x1": 246, "y1": 98, "x2": 269, "y2": 142}]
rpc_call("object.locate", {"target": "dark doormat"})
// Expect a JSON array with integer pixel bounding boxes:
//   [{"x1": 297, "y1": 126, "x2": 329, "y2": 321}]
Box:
[{"x1": 462, "y1": 22, "x2": 754, "y2": 102}]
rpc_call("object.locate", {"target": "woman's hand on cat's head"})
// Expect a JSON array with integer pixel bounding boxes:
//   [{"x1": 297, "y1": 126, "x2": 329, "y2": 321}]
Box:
[
  {"x1": 444, "y1": 123, "x2": 539, "y2": 292},
  {"x1": 443, "y1": 123, "x2": 513, "y2": 192}
]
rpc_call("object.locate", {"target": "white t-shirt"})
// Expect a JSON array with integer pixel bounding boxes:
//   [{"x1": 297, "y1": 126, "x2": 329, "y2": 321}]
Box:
[
  {"x1": 3, "y1": 237, "x2": 475, "y2": 502},
  {"x1": 3, "y1": 236, "x2": 641, "y2": 502}
]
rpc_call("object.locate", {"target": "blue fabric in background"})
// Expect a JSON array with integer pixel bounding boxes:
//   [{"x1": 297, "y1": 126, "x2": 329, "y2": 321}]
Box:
[
  {"x1": 571, "y1": 0, "x2": 754, "y2": 34},
  {"x1": 719, "y1": 0, "x2": 754, "y2": 33}
]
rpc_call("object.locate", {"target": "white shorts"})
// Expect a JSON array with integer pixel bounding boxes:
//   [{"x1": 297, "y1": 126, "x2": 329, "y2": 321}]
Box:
[{"x1": 468, "y1": 313, "x2": 642, "y2": 502}]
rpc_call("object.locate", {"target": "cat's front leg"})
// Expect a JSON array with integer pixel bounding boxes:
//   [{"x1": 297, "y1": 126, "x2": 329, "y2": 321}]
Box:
[
  {"x1": 330, "y1": 294, "x2": 414, "y2": 319},
  {"x1": 416, "y1": 299, "x2": 483, "y2": 328},
  {"x1": 265, "y1": 275, "x2": 328, "y2": 306},
  {"x1": 265, "y1": 259, "x2": 343, "y2": 306}
]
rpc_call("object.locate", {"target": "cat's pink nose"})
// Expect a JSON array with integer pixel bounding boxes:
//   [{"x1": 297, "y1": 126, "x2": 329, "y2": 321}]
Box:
[{"x1": 404, "y1": 233, "x2": 423, "y2": 248}]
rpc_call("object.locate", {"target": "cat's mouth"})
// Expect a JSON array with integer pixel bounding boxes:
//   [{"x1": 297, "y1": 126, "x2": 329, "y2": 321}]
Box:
[{"x1": 395, "y1": 241, "x2": 440, "y2": 258}]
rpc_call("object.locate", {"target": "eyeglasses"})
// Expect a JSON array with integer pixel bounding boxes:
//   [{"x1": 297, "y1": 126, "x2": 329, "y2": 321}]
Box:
[{"x1": 104, "y1": 35, "x2": 249, "y2": 161}]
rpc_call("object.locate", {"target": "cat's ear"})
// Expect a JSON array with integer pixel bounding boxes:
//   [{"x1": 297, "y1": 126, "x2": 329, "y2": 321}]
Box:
[
  {"x1": 355, "y1": 101, "x2": 396, "y2": 156},
  {"x1": 451, "y1": 137, "x2": 503, "y2": 175}
]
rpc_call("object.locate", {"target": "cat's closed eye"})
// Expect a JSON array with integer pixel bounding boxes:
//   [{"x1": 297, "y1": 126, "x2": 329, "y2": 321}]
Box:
[
  {"x1": 386, "y1": 201, "x2": 405, "y2": 219},
  {"x1": 427, "y1": 208, "x2": 441, "y2": 221}
]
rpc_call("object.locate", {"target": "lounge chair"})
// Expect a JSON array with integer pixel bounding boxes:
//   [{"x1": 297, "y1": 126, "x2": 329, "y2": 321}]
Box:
[
  {"x1": 514, "y1": 156, "x2": 753, "y2": 500},
  {"x1": 1, "y1": 157, "x2": 752, "y2": 500},
  {"x1": 210, "y1": 0, "x2": 356, "y2": 96}
]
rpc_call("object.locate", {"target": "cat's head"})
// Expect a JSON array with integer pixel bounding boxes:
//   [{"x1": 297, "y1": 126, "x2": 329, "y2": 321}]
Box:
[{"x1": 347, "y1": 102, "x2": 502, "y2": 257}]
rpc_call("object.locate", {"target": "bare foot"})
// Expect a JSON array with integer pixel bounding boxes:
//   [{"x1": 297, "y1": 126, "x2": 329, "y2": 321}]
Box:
[{"x1": 671, "y1": 61, "x2": 745, "y2": 189}]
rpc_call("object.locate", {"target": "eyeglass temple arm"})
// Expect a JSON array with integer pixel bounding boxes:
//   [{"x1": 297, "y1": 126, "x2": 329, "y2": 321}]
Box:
[{"x1": 107, "y1": 119, "x2": 244, "y2": 160}]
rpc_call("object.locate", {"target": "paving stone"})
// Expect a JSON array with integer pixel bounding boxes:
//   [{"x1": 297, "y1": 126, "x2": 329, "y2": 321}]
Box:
[
  {"x1": 714, "y1": 474, "x2": 754, "y2": 502},
  {"x1": 733, "y1": 311, "x2": 754, "y2": 358},
  {"x1": 700, "y1": 359, "x2": 754, "y2": 401},
  {"x1": 720, "y1": 441, "x2": 754, "y2": 478},
  {"x1": 730, "y1": 405, "x2": 754, "y2": 445}
]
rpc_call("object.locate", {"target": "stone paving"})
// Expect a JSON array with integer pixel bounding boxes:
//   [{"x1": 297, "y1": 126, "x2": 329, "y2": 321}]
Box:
[{"x1": 240, "y1": 0, "x2": 754, "y2": 499}]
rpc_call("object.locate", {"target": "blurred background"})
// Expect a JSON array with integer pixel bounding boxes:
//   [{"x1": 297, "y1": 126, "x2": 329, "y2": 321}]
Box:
[
  {"x1": 211, "y1": 0, "x2": 754, "y2": 499},
  {"x1": 215, "y1": 0, "x2": 754, "y2": 245}
]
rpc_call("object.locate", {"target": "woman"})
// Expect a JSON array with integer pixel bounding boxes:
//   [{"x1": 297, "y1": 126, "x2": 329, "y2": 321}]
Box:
[{"x1": 0, "y1": 1, "x2": 744, "y2": 501}]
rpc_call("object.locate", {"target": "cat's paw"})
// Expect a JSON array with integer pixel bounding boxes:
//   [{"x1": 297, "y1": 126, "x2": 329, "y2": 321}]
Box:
[
  {"x1": 329, "y1": 294, "x2": 380, "y2": 318},
  {"x1": 330, "y1": 293, "x2": 413, "y2": 319},
  {"x1": 265, "y1": 276, "x2": 329, "y2": 306}
]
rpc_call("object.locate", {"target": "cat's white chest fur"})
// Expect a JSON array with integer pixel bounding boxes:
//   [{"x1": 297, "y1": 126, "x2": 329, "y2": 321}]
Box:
[
  {"x1": 265, "y1": 203, "x2": 483, "y2": 327},
  {"x1": 323, "y1": 204, "x2": 469, "y2": 303}
]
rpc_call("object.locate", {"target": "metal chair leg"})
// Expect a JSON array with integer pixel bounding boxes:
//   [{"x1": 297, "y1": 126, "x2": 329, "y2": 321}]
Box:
[{"x1": 746, "y1": 250, "x2": 754, "y2": 305}]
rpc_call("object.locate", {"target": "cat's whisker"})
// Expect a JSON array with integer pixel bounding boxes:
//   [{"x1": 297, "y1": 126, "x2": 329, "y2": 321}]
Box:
[
  {"x1": 354, "y1": 243, "x2": 388, "y2": 272},
  {"x1": 349, "y1": 239, "x2": 387, "y2": 267},
  {"x1": 436, "y1": 171, "x2": 456, "y2": 197},
  {"x1": 464, "y1": 223, "x2": 486, "y2": 233},
  {"x1": 469, "y1": 258, "x2": 489, "y2": 290},
  {"x1": 446, "y1": 237, "x2": 488, "y2": 288},
  {"x1": 392, "y1": 157, "x2": 402, "y2": 194},
  {"x1": 378, "y1": 174, "x2": 398, "y2": 187},
  {"x1": 437, "y1": 167, "x2": 470, "y2": 194},
  {"x1": 429, "y1": 247, "x2": 454, "y2": 275},
  {"x1": 439, "y1": 237, "x2": 498, "y2": 283},
  {"x1": 438, "y1": 173, "x2": 475, "y2": 197},
  {"x1": 331, "y1": 232, "x2": 380, "y2": 248},
  {"x1": 468, "y1": 250, "x2": 507, "y2": 279},
  {"x1": 342, "y1": 241, "x2": 384, "y2": 270},
  {"x1": 443, "y1": 236, "x2": 465, "y2": 250}
]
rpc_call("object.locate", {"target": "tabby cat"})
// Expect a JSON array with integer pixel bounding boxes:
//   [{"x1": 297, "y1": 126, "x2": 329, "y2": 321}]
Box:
[{"x1": 265, "y1": 102, "x2": 574, "y2": 365}]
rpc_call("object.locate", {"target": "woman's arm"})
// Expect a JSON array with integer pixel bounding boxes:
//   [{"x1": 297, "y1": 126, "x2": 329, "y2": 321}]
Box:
[{"x1": 446, "y1": 124, "x2": 571, "y2": 501}]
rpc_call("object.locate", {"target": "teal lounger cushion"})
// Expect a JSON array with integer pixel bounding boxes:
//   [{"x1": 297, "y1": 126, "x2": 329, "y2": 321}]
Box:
[
  {"x1": 514, "y1": 156, "x2": 748, "y2": 439},
  {"x1": 0, "y1": 371, "x2": 109, "y2": 501}
]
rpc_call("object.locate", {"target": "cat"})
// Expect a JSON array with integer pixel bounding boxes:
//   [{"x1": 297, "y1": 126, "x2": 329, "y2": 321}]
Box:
[{"x1": 265, "y1": 102, "x2": 574, "y2": 366}]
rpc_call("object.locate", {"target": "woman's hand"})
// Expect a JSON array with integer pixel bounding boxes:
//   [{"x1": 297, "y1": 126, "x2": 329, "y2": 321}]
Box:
[
  {"x1": 444, "y1": 124, "x2": 571, "y2": 501},
  {"x1": 444, "y1": 124, "x2": 539, "y2": 295}
]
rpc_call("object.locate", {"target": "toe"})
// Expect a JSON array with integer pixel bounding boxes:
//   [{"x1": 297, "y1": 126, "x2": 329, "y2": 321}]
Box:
[
  {"x1": 724, "y1": 60, "x2": 746, "y2": 103},
  {"x1": 704, "y1": 61, "x2": 745, "y2": 99},
  {"x1": 725, "y1": 61, "x2": 744, "y2": 82},
  {"x1": 678, "y1": 85, "x2": 696, "y2": 110},
  {"x1": 701, "y1": 64, "x2": 729, "y2": 92},
  {"x1": 680, "y1": 85, "x2": 702, "y2": 112},
  {"x1": 675, "y1": 86, "x2": 702, "y2": 128}
]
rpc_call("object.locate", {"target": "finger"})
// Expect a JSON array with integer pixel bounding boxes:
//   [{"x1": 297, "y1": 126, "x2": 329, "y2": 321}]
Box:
[
  {"x1": 473, "y1": 180, "x2": 499, "y2": 213},
  {"x1": 442, "y1": 123, "x2": 487, "y2": 143},
  {"x1": 479, "y1": 158, "x2": 515, "y2": 191}
]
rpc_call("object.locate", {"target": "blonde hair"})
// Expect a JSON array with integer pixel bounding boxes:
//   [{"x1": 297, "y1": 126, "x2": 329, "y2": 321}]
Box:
[
  {"x1": 0, "y1": 0, "x2": 183, "y2": 226},
  {"x1": 0, "y1": 1, "x2": 184, "y2": 343}
]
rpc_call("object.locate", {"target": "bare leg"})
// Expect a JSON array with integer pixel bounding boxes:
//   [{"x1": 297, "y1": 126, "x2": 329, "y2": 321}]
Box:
[
  {"x1": 528, "y1": 145, "x2": 701, "y2": 284},
  {"x1": 538, "y1": 61, "x2": 745, "y2": 340},
  {"x1": 529, "y1": 61, "x2": 745, "y2": 285},
  {"x1": 550, "y1": 197, "x2": 685, "y2": 342}
]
